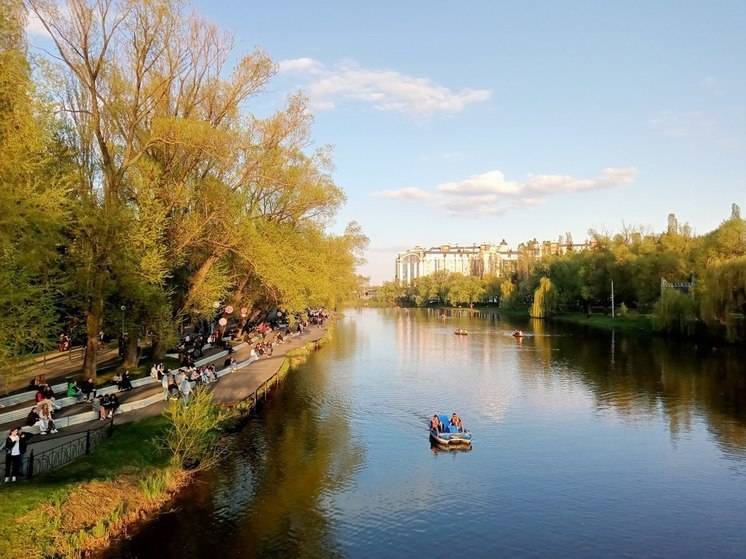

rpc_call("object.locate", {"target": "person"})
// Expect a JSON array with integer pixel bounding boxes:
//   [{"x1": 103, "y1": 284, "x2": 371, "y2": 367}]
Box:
[
  {"x1": 4, "y1": 427, "x2": 30, "y2": 482},
  {"x1": 179, "y1": 376, "x2": 193, "y2": 405},
  {"x1": 99, "y1": 394, "x2": 111, "y2": 421},
  {"x1": 450, "y1": 412, "x2": 463, "y2": 432},
  {"x1": 168, "y1": 374, "x2": 179, "y2": 399},
  {"x1": 24, "y1": 408, "x2": 39, "y2": 428},
  {"x1": 161, "y1": 372, "x2": 170, "y2": 401},
  {"x1": 430, "y1": 415, "x2": 441, "y2": 433},
  {"x1": 119, "y1": 370, "x2": 133, "y2": 391},
  {"x1": 66, "y1": 380, "x2": 83, "y2": 401},
  {"x1": 81, "y1": 377, "x2": 96, "y2": 401},
  {"x1": 107, "y1": 394, "x2": 120, "y2": 418},
  {"x1": 92, "y1": 396, "x2": 107, "y2": 421},
  {"x1": 29, "y1": 374, "x2": 46, "y2": 389},
  {"x1": 36, "y1": 400, "x2": 58, "y2": 434}
]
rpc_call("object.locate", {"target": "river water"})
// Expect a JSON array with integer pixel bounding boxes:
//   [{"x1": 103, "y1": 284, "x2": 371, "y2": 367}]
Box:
[{"x1": 111, "y1": 308, "x2": 746, "y2": 558}]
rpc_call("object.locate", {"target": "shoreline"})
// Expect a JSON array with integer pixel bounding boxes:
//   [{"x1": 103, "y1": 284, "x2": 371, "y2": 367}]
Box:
[{"x1": 0, "y1": 320, "x2": 336, "y2": 559}]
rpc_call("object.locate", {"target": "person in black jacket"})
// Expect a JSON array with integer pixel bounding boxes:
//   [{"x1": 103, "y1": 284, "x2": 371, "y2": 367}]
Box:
[{"x1": 4, "y1": 427, "x2": 30, "y2": 482}]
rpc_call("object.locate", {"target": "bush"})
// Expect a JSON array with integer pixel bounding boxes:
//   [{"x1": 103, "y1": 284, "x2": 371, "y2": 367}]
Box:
[
  {"x1": 654, "y1": 290, "x2": 697, "y2": 335},
  {"x1": 160, "y1": 388, "x2": 224, "y2": 470}
]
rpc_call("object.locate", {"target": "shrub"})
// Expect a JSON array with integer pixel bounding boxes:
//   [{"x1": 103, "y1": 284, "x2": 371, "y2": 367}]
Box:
[
  {"x1": 160, "y1": 388, "x2": 224, "y2": 470},
  {"x1": 654, "y1": 290, "x2": 697, "y2": 335}
]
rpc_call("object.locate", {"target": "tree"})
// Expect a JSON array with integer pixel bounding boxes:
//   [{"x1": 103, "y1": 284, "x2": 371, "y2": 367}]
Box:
[
  {"x1": 530, "y1": 277, "x2": 558, "y2": 318},
  {"x1": 654, "y1": 290, "x2": 697, "y2": 336},
  {"x1": 446, "y1": 274, "x2": 485, "y2": 307},
  {"x1": 0, "y1": 1, "x2": 69, "y2": 387}
]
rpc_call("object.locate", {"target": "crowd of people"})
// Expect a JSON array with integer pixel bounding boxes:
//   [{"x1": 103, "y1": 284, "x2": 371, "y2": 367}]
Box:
[
  {"x1": 3, "y1": 308, "x2": 332, "y2": 482},
  {"x1": 154, "y1": 363, "x2": 220, "y2": 403}
]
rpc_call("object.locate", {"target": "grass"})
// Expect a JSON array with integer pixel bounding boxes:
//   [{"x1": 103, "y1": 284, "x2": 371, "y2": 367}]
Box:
[
  {"x1": 550, "y1": 311, "x2": 655, "y2": 333},
  {"x1": 0, "y1": 323, "x2": 336, "y2": 558},
  {"x1": 0, "y1": 416, "x2": 176, "y2": 558}
]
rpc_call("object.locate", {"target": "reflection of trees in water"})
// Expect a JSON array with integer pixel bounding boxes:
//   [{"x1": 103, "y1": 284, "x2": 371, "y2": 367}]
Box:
[
  {"x1": 219, "y1": 358, "x2": 365, "y2": 559},
  {"x1": 523, "y1": 323, "x2": 746, "y2": 454}
]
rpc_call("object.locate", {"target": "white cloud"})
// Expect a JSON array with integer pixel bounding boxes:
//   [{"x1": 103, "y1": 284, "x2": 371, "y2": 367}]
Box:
[
  {"x1": 278, "y1": 57, "x2": 491, "y2": 115},
  {"x1": 277, "y1": 57, "x2": 324, "y2": 74},
  {"x1": 374, "y1": 167, "x2": 637, "y2": 216}
]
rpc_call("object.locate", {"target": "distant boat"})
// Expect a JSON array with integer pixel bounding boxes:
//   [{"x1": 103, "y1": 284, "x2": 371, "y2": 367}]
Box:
[
  {"x1": 511, "y1": 330, "x2": 525, "y2": 338},
  {"x1": 430, "y1": 415, "x2": 472, "y2": 448},
  {"x1": 454, "y1": 329, "x2": 469, "y2": 336}
]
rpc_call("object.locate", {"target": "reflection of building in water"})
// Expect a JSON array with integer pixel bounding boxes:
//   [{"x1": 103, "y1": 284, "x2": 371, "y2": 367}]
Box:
[{"x1": 395, "y1": 238, "x2": 591, "y2": 285}]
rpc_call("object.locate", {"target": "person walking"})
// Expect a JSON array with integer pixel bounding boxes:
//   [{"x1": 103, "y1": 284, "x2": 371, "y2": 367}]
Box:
[
  {"x1": 179, "y1": 376, "x2": 193, "y2": 406},
  {"x1": 161, "y1": 372, "x2": 170, "y2": 401},
  {"x1": 4, "y1": 427, "x2": 29, "y2": 482}
]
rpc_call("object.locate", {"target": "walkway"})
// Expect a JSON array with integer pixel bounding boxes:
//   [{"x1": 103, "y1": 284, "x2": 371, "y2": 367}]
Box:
[
  {"x1": 2, "y1": 323, "x2": 330, "y2": 474},
  {"x1": 211, "y1": 325, "x2": 328, "y2": 404}
]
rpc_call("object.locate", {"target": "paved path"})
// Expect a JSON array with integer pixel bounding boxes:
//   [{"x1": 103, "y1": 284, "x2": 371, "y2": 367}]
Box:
[
  {"x1": 211, "y1": 325, "x2": 328, "y2": 405},
  {"x1": 2, "y1": 343, "x2": 122, "y2": 396},
  {"x1": 2, "y1": 323, "x2": 329, "y2": 473}
]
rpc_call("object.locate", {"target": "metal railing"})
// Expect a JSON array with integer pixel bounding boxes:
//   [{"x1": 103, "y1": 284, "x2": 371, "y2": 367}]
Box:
[{"x1": 24, "y1": 418, "x2": 114, "y2": 478}]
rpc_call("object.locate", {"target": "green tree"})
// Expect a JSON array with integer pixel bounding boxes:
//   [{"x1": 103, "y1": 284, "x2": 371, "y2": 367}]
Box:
[
  {"x1": 530, "y1": 277, "x2": 558, "y2": 318},
  {"x1": 0, "y1": 1, "x2": 69, "y2": 387}
]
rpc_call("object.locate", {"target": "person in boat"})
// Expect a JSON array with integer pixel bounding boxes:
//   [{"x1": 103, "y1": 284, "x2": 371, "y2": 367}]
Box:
[
  {"x1": 430, "y1": 415, "x2": 441, "y2": 433},
  {"x1": 450, "y1": 412, "x2": 463, "y2": 431}
]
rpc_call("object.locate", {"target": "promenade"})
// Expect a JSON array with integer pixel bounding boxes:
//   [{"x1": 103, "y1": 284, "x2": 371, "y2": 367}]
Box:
[{"x1": 1, "y1": 322, "x2": 331, "y2": 476}]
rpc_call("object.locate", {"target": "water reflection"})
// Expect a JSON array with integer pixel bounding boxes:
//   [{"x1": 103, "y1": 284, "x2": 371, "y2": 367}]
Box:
[
  {"x1": 114, "y1": 309, "x2": 746, "y2": 559},
  {"x1": 112, "y1": 330, "x2": 364, "y2": 559}
]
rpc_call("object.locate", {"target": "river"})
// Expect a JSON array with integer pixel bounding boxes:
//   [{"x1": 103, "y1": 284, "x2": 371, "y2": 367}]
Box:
[{"x1": 110, "y1": 308, "x2": 746, "y2": 558}]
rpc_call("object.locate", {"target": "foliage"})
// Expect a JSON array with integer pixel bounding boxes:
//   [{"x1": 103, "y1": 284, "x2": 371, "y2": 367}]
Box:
[
  {"x1": 0, "y1": 0, "x2": 366, "y2": 384},
  {"x1": 161, "y1": 388, "x2": 224, "y2": 470},
  {"x1": 653, "y1": 290, "x2": 698, "y2": 336},
  {"x1": 530, "y1": 277, "x2": 558, "y2": 318},
  {"x1": 697, "y1": 256, "x2": 746, "y2": 341},
  {"x1": 0, "y1": 1, "x2": 70, "y2": 384}
]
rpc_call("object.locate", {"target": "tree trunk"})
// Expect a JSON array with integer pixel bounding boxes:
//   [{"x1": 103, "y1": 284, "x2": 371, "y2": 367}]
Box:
[
  {"x1": 151, "y1": 333, "x2": 166, "y2": 361},
  {"x1": 124, "y1": 329, "x2": 140, "y2": 368},
  {"x1": 181, "y1": 252, "x2": 223, "y2": 313},
  {"x1": 82, "y1": 297, "x2": 103, "y2": 379}
]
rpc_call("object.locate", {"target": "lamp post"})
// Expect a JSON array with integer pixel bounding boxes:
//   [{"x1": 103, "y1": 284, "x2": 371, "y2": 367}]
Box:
[{"x1": 120, "y1": 305, "x2": 127, "y2": 337}]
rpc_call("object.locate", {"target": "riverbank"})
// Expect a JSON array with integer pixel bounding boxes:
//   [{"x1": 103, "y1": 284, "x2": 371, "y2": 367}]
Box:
[
  {"x1": 0, "y1": 321, "x2": 335, "y2": 559},
  {"x1": 366, "y1": 303, "x2": 657, "y2": 335},
  {"x1": 548, "y1": 312, "x2": 655, "y2": 334}
]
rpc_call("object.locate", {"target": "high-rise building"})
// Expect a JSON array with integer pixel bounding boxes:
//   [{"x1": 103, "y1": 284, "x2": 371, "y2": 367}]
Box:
[{"x1": 395, "y1": 242, "x2": 517, "y2": 285}]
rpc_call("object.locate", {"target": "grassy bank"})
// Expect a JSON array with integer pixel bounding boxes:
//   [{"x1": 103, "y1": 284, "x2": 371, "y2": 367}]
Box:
[
  {"x1": 0, "y1": 322, "x2": 336, "y2": 558},
  {"x1": 0, "y1": 416, "x2": 189, "y2": 558},
  {"x1": 549, "y1": 312, "x2": 655, "y2": 334}
]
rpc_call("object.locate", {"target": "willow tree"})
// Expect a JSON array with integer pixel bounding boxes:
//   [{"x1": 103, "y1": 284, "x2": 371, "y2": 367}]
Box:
[
  {"x1": 697, "y1": 257, "x2": 746, "y2": 341},
  {"x1": 0, "y1": 1, "x2": 69, "y2": 387},
  {"x1": 162, "y1": 93, "x2": 350, "y2": 317},
  {"x1": 530, "y1": 277, "x2": 558, "y2": 318},
  {"x1": 29, "y1": 0, "x2": 274, "y2": 376}
]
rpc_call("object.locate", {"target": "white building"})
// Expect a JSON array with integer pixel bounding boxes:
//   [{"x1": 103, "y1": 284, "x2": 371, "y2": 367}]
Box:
[{"x1": 395, "y1": 241, "x2": 518, "y2": 285}]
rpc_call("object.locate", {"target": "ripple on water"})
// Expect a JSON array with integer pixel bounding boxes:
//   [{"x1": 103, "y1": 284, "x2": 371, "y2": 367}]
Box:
[{"x1": 113, "y1": 309, "x2": 746, "y2": 559}]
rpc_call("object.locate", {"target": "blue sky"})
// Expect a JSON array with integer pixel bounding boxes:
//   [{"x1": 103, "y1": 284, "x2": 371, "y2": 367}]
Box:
[{"x1": 31, "y1": 1, "x2": 746, "y2": 282}]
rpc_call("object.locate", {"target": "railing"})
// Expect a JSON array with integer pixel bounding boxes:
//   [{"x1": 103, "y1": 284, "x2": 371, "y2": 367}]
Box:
[
  {"x1": 237, "y1": 371, "x2": 281, "y2": 415},
  {"x1": 25, "y1": 418, "x2": 114, "y2": 478}
]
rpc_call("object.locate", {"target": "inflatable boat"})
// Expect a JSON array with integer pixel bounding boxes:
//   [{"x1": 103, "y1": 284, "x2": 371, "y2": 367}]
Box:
[{"x1": 430, "y1": 415, "x2": 472, "y2": 447}]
